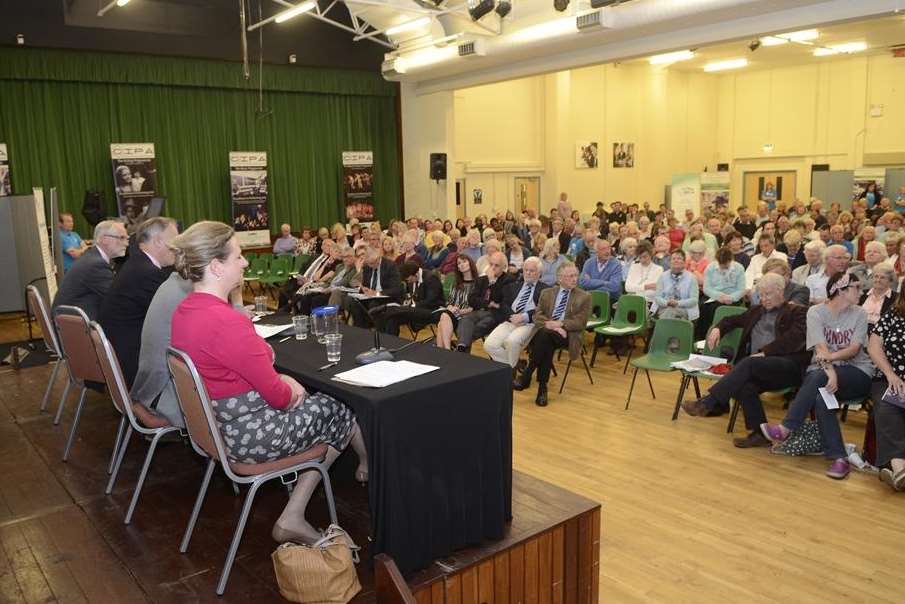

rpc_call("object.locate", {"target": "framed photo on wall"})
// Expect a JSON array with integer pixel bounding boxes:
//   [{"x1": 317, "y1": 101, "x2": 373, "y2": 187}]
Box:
[
  {"x1": 613, "y1": 142, "x2": 634, "y2": 168},
  {"x1": 575, "y1": 141, "x2": 598, "y2": 169}
]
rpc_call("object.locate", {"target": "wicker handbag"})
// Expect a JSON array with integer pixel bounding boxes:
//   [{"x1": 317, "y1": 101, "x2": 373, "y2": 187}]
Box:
[{"x1": 272, "y1": 524, "x2": 362, "y2": 604}]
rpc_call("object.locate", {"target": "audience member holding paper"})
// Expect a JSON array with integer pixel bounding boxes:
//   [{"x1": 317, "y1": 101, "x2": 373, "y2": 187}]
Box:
[
  {"x1": 867, "y1": 287, "x2": 905, "y2": 492},
  {"x1": 376, "y1": 262, "x2": 444, "y2": 337},
  {"x1": 760, "y1": 272, "x2": 874, "y2": 480},
  {"x1": 682, "y1": 274, "x2": 809, "y2": 436},
  {"x1": 623, "y1": 240, "x2": 663, "y2": 306},
  {"x1": 169, "y1": 221, "x2": 368, "y2": 544},
  {"x1": 350, "y1": 246, "x2": 404, "y2": 328}
]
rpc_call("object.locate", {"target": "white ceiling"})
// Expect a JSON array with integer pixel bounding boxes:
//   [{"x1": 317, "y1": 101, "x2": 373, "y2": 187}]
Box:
[{"x1": 651, "y1": 13, "x2": 905, "y2": 72}]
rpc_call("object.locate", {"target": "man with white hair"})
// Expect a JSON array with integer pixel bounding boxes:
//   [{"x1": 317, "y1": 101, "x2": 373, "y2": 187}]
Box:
[
  {"x1": 484, "y1": 257, "x2": 549, "y2": 373},
  {"x1": 806, "y1": 244, "x2": 850, "y2": 303},
  {"x1": 791, "y1": 239, "x2": 826, "y2": 286},
  {"x1": 53, "y1": 219, "x2": 129, "y2": 320},
  {"x1": 682, "y1": 272, "x2": 809, "y2": 436},
  {"x1": 272, "y1": 223, "x2": 298, "y2": 256},
  {"x1": 455, "y1": 251, "x2": 513, "y2": 352}
]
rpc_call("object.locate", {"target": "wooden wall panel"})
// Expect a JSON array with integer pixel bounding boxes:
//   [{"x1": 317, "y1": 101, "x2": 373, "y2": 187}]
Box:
[
  {"x1": 494, "y1": 553, "x2": 511, "y2": 604},
  {"x1": 524, "y1": 538, "x2": 539, "y2": 604},
  {"x1": 510, "y1": 544, "x2": 525, "y2": 604},
  {"x1": 478, "y1": 561, "x2": 495, "y2": 604}
]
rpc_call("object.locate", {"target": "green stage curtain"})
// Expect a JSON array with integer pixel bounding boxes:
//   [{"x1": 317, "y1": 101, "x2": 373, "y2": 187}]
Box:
[{"x1": 0, "y1": 48, "x2": 400, "y2": 235}]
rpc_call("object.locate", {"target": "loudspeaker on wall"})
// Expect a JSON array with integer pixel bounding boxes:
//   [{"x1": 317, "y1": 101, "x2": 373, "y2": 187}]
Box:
[{"x1": 430, "y1": 153, "x2": 447, "y2": 181}]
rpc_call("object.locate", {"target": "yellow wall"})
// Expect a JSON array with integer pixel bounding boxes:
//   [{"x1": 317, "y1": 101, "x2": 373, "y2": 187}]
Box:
[{"x1": 410, "y1": 52, "x2": 905, "y2": 219}]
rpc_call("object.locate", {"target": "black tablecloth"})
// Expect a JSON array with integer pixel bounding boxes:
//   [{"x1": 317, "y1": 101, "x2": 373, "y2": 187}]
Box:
[{"x1": 266, "y1": 318, "x2": 512, "y2": 574}]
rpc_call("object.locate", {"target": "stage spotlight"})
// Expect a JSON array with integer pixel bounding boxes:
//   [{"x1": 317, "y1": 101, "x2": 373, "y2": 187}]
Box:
[
  {"x1": 468, "y1": 0, "x2": 495, "y2": 21},
  {"x1": 495, "y1": 0, "x2": 511, "y2": 18}
]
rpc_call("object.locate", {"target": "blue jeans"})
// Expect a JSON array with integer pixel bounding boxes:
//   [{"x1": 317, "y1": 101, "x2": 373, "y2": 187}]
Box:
[{"x1": 782, "y1": 366, "x2": 872, "y2": 460}]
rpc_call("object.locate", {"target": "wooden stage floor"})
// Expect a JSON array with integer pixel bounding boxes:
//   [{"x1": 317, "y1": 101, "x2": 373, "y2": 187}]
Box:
[{"x1": 1, "y1": 325, "x2": 903, "y2": 602}]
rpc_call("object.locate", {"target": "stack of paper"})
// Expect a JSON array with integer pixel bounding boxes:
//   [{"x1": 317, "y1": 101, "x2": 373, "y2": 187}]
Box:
[
  {"x1": 349, "y1": 292, "x2": 389, "y2": 301},
  {"x1": 670, "y1": 354, "x2": 726, "y2": 372},
  {"x1": 332, "y1": 360, "x2": 440, "y2": 388},
  {"x1": 253, "y1": 323, "x2": 293, "y2": 339}
]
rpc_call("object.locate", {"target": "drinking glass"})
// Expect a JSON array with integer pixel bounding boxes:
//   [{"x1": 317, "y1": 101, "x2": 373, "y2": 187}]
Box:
[
  {"x1": 312, "y1": 309, "x2": 327, "y2": 343},
  {"x1": 292, "y1": 315, "x2": 309, "y2": 340},
  {"x1": 325, "y1": 333, "x2": 342, "y2": 362},
  {"x1": 254, "y1": 295, "x2": 267, "y2": 313}
]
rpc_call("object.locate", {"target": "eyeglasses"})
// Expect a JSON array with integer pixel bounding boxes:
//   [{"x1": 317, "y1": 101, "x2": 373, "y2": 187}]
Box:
[{"x1": 104, "y1": 234, "x2": 129, "y2": 242}]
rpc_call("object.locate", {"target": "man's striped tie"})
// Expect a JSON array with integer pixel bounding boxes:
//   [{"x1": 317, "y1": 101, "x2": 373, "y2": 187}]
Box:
[
  {"x1": 552, "y1": 289, "x2": 570, "y2": 321},
  {"x1": 514, "y1": 283, "x2": 534, "y2": 313}
]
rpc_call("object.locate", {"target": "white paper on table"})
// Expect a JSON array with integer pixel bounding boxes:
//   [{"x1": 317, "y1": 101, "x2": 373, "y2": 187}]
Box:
[
  {"x1": 348, "y1": 293, "x2": 390, "y2": 301},
  {"x1": 332, "y1": 360, "x2": 440, "y2": 388},
  {"x1": 253, "y1": 323, "x2": 293, "y2": 339},
  {"x1": 818, "y1": 387, "x2": 839, "y2": 409}
]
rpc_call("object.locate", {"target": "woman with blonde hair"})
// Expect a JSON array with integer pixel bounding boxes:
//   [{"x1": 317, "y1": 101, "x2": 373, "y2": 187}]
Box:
[
  {"x1": 170, "y1": 221, "x2": 367, "y2": 543},
  {"x1": 539, "y1": 237, "x2": 564, "y2": 286}
]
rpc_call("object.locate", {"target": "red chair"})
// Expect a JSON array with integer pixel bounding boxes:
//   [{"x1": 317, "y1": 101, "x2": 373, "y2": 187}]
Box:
[
  {"x1": 88, "y1": 321, "x2": 180, "y2": 524},
  {"x1": 166, "y1": 346, "x2": 338, "y2": 596}
]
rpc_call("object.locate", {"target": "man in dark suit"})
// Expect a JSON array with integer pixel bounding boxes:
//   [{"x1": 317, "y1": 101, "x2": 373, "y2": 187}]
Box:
[
  {"x1": 455, "y1": 252, "x2": 514, "y2": 352},
  {"x1": 350, "y1": 247, "x2": 404, "y2": 328},
  {"x1": 484, "y1": 257, "x2": 550, "y2": 374},
  {"x1": 53, "y1": 219, "x2": 130, "y2": 320},
  {"x1": 98, "y1": 217, "x2": 178, "y2": 388},
  {"x1": 376, "y1": 262, "x2": 445, "y2": 337},
  {"x1": 513, "y1": 261, "x2": 591, "y2": 406}
]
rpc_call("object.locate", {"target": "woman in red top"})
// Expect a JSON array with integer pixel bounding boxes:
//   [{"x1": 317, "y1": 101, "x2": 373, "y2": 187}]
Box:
[{"x1": 171, "y1": 221, "x2": 367, "y2": 544}]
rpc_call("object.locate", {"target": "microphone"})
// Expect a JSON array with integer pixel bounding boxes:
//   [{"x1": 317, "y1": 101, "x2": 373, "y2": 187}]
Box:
[{"x1": 347, "y1": 293, "x2": 395, "y2": 365}]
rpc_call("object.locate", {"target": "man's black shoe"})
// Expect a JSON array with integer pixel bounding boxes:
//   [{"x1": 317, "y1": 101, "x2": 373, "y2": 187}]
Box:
[{"x1": 535, "y1": 383, "x2": 548, "y2": 407}]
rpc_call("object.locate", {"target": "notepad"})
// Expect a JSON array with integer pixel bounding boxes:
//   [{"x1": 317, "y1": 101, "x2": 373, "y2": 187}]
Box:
[
  {"x1": 670, "y1": 354, "x2": 727, "y2": 372},
  {"x1": 332, "y1": 360, "x2": 440, "y2": 388},
  {"x1": 253, "y1": 323, "x2": 293, "y2": 339}
]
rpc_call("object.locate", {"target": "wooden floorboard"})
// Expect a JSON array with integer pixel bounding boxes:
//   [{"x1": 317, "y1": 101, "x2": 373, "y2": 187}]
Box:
[{"x1": 0, "y1": 334, "x2": 902, "y2": 603}]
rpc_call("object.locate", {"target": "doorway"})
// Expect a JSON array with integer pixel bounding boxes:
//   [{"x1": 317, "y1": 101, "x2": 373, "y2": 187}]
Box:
[
  {"x1": 742, "y1": 171, "x2": 796, "y2": 209},
  {"x1": 514, "y1": 177, "x2": 540, "y2": 215}
]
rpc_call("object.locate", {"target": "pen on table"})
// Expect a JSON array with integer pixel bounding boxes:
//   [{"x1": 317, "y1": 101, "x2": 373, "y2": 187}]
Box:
[
  {"x1": 318, "y1": 362, "x2": 338, "y2": 372},
  {"x1": 278, "y1": 336, "x2": 291, "y2": 343}
]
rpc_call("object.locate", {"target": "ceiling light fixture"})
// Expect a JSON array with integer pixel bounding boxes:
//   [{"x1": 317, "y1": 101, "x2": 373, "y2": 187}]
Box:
[
  {"x1": 116, "y1": 0, "x2": 131, "y2": 6},
  {"x1": 274, "y1": 1, "x2": 317, "y2": 24},
  {"x1": 385, "y1": 17, "x2": 432, "y2": 37},
  {"x1": 704, "y1": 58, "x2": 748, "y2": 72},
  {"x1": 649, "y1": 50, "x2": 695, "y2": 65},
  {"x1": 814, "y1": 42, "x2": 867, "y2": 57},
  {"x1": 511, "y1": 18, "x2": 577, "y2": 43},
  {"x1": 760, "y1": 29, "x2": 819, "y2": 46},
  {"x1": 97, "y1": 0, "x2": 131, "y2": 16}
]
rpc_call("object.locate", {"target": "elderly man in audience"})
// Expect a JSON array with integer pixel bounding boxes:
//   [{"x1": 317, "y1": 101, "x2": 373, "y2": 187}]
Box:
[
  {"x1": 791, "y1": 239, "x2": 826, "y2": 286},
  {"x1": 745, "y1": 234, "x2": 788, "y2": 291},
  {"x1": 272, "y1": 223, "x2": 298, "y2": 256},
  {"x1": 484, "y1": 257, "x2": 549, "y2": 374},
  {"x1": 423, "y1": 230, "x2": 450, "y2": 270},
  {"x1": 574, "y1": 228, "x2": 599, "y2": 269},
  {"x1": 683, "y1": 273, "x2": 809, "y2": 433},
  {"x1": 624, "y1": 240, "x2": 663, "y2": 306},
  {"x1": 654, "y1": 250, "x2": 699, "y2": 321},
  {"x1": 806, "y1": 244, "x2": 849, "y2": 304},
  {"x1": 376, "y1": 262, "x2": 444, "y2": 337},
  {"x1": 98, "y1": 217, "x2": 178, "y2": 388},
  {"x1": 350, "y1": 246, "x2": 404, "y2": 328},
  {"x1": 513, "y1": 262, "x2": 591, "y2": 406},
  {"x1": 756, "y1": 257, "x2": 810, "y2": 306},
  {"x1": 867, "y1": 287, "x2": 905, "y2": 492},
  {"x1": 683, "y1": 222, "x2": 717, "y2": 259},
  {"x1": 762, "y1": 272, "x2": 874, "y2": 480},
  {"x1": 53, "y1": 219, "x2": 129, "y2": 320},
  {"x1": 579, "y1": 239, "x2": 622, "y2": 300},
  {"x1": 698, "y1": 246, "x2": 746, "y2": 338},
  {"x1": 476, "y1": 239, "x2": 502, "y2": 276},
  {"x1": 454, "y1": 251, "x2": 513, "y2": 352}
]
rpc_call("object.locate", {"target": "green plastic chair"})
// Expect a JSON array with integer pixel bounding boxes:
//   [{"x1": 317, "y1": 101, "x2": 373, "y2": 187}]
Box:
[
  {"x1": 625, "y1": 318, "x2": 693, "y2": 411},
  {"x1": 442, "y1": 272, "x2": 456, "y2": 301},
  {"x1": 591, "y1": 294, "x2": 647, "y2": 371},
  {"x1": 290, "y1": 254, "x2": 311, "y2": 277},
  {"x1": 672, "y1": 305, "x2": 747, "y2": 421},
  {"x1": 261, "y1": 255, "x2": 292, "y2": 288},
  {"x1": 585, "y1": 291, "x2": 611, "y2": 330}
]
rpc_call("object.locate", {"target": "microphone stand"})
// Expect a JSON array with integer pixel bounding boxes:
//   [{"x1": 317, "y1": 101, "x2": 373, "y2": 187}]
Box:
[{"x1": 348, "y1": 293, "x2": 395, "y2": 364}]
